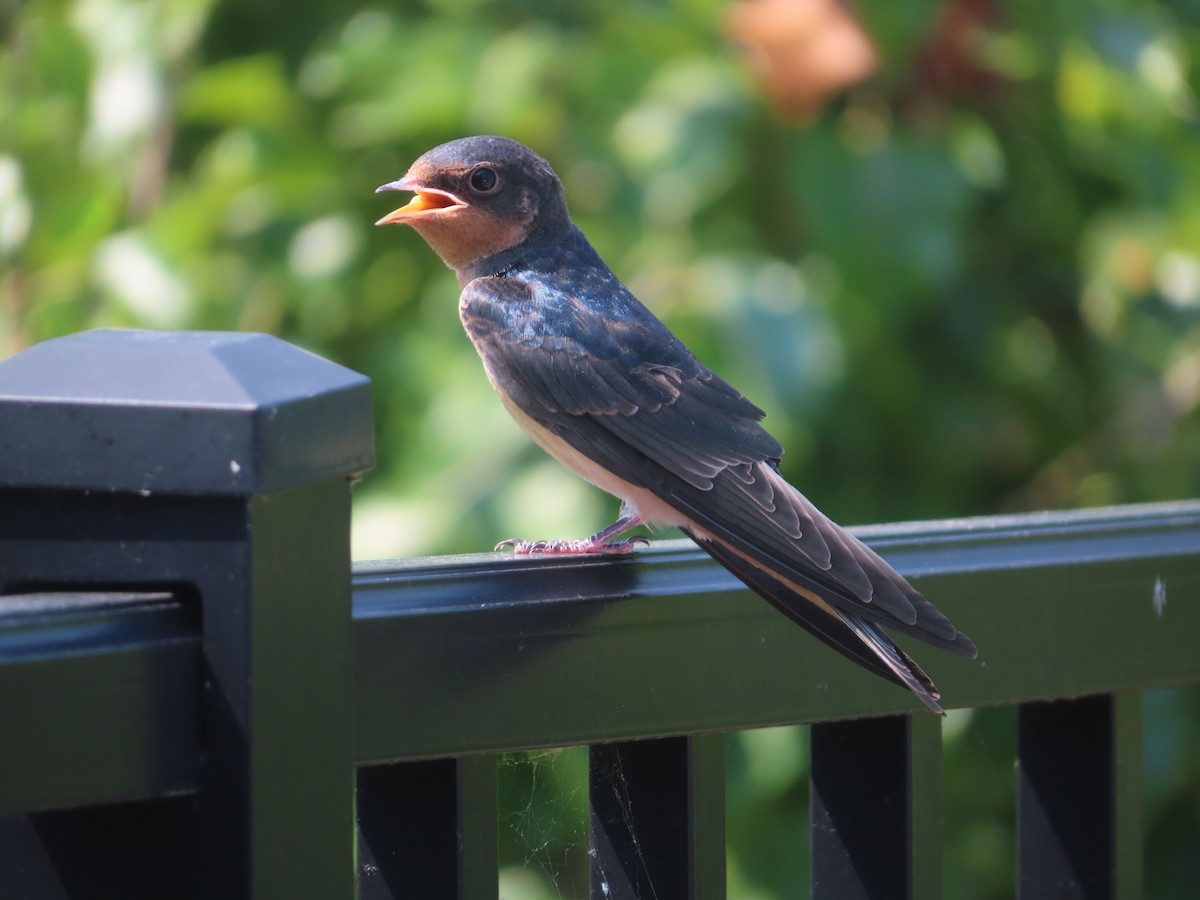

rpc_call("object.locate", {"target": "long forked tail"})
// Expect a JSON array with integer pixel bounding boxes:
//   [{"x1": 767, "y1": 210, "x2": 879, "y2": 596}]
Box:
[
  {"x1": 831, "y1": 608, "x2": 945, "y2": 715},
  {"x1": 687, "y1": 527, "x2": 946, "y2": 715}
]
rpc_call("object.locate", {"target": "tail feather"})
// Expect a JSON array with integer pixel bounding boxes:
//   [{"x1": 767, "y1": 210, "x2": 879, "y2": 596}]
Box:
[
  {"x1": 664, "y1": 467, "x2": 976, "y2": 659},
  {"x1": 688, "y1": 527, "x2": 946, "y2": 715},
  {"x1": 833, "y1": 609, "x2": 945, "y2": 715}
]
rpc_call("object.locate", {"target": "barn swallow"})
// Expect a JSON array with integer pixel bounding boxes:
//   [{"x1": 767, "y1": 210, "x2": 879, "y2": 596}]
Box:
[{"x1": 376, "y1": 135, "x2": 976, "y2": 713}]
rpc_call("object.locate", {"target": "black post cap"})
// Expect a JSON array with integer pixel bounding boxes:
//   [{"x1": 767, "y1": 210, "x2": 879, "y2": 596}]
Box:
[{"x1": 0, "y1": 329, "x2": 374, "y2": 495}]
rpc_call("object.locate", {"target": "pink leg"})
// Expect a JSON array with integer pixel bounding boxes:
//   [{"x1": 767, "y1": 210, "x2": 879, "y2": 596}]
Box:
[{"x1": 495, "y1": 514, "x2": 648, "y2": 556}]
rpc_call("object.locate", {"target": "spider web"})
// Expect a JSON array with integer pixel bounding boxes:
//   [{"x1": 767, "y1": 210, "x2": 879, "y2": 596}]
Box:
[{"x1": 498, "y1": 747, "x2": 590, "y2": 899}]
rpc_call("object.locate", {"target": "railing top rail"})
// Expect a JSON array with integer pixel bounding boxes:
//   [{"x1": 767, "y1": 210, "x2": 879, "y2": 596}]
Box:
[{"x1": 352, "y1": 500, "x2": 1200, "y2": 763}]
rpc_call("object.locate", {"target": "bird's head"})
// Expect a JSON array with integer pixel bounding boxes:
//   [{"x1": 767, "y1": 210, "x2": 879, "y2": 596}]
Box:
[{"x1": 375, "y1": 135, "x2": 568, "y2": 276}]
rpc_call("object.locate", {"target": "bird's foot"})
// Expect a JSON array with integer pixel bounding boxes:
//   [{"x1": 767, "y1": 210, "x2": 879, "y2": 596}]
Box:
[
  {"x1": 494, "y1": 514, "x2": 647, "y2": 556},
  {"x1": 494, "y1": 535, "x2": 649, "y2": 556}
]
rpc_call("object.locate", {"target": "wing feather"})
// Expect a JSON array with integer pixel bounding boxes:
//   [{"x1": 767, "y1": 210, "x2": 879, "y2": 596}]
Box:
[{"x1": 460, "y1": 276, "x2": 976, "y2": 659}]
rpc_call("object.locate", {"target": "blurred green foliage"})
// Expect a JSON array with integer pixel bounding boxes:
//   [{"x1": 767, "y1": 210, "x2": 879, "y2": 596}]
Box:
[{"x1": 3, "y1": 0, "x2": 1199, "y2": 896}]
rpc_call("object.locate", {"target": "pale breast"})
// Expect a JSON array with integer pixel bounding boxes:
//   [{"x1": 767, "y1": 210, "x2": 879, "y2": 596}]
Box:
[{"x1": 482, "y1": 359, "x2": 699, "y2": 532}]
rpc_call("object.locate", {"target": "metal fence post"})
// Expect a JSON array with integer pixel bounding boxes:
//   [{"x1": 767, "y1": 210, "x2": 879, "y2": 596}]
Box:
[{"x1": 0, "y1": 329, "x2": 373, "y2": 899}]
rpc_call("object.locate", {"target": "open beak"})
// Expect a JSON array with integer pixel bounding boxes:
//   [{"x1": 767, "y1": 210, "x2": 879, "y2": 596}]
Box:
[{"x1": 374, "y1": 178, "x2": 465, "y2": 226}]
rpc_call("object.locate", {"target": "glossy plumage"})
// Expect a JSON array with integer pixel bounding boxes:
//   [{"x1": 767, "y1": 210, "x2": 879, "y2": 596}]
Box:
[{"x1": 377, "y1": 135, "x2": 976, "y2": 713}]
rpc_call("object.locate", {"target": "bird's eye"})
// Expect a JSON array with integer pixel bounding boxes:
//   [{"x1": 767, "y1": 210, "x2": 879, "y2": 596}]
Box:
[{"x1": 469, "y1": 167, "x2": 499, "y2": 193}]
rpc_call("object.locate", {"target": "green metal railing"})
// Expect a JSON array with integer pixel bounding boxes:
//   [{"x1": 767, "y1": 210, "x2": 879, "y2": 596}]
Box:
[{"x1": 0, "y1": 330, "x2": 1196, "y2": 899}]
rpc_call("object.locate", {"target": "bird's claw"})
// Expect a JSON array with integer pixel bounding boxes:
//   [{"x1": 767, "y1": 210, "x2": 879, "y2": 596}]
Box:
[{"x1": 494, "y1": 535, "x2": 649, "y2": 556}]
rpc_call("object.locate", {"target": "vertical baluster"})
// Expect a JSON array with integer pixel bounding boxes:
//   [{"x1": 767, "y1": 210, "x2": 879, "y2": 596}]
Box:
[
  {"x1": 1017, "y1": 692, "x2": 1143, "y2": 900},
  {"x1": 811, "y1": 714, "x2": 942, "y2": 900},
  {"x1": 358, "y1": 756, "x2": 497, "y2": 900},
  {"x1": 589, "y1": 734, "x2": 726, "y2": 900}
]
